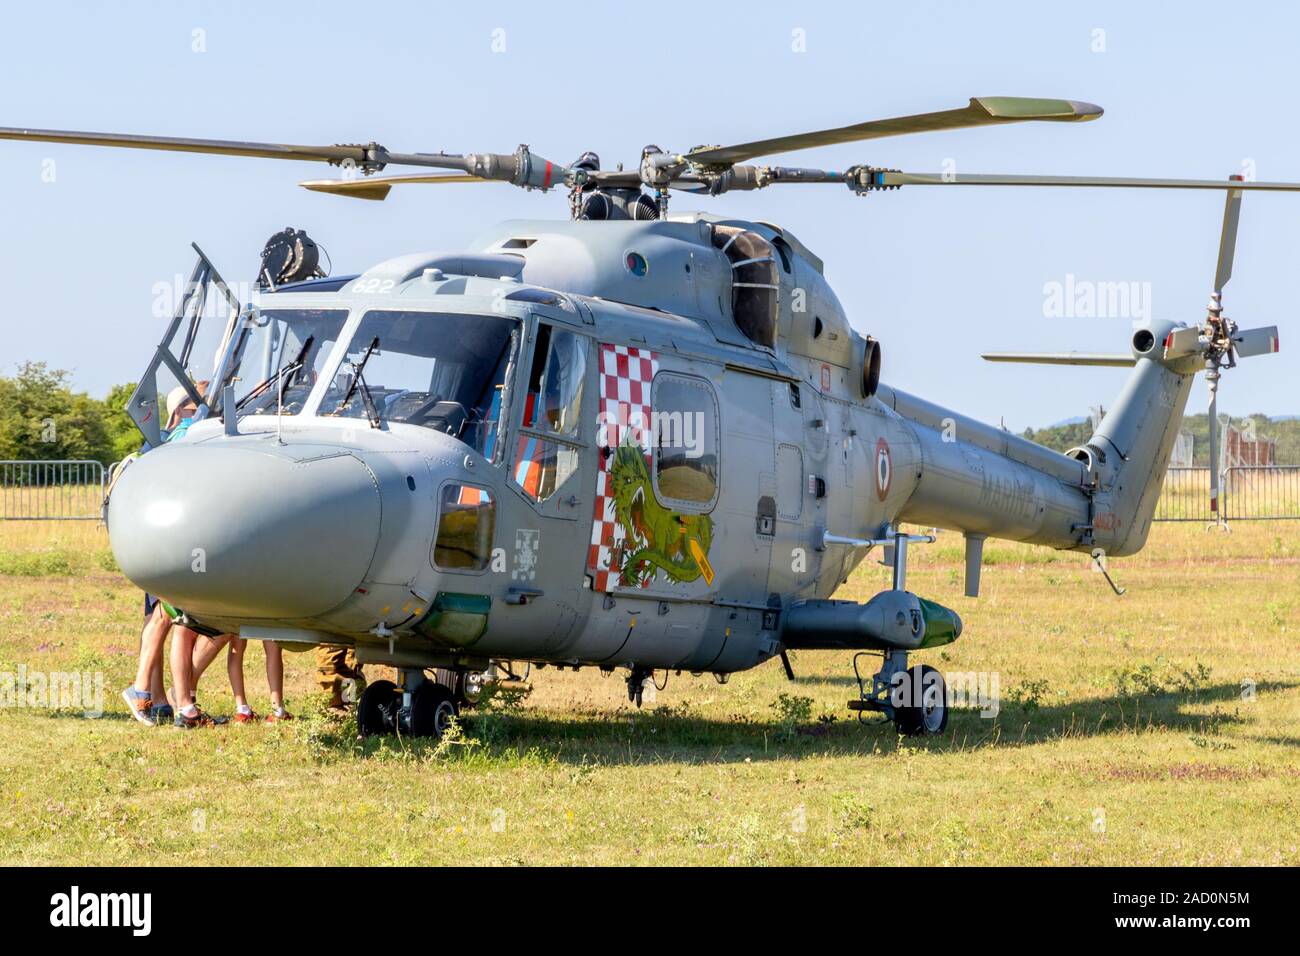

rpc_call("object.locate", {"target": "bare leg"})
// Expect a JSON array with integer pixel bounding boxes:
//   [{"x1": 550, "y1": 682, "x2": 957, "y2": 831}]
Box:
[
  {"x1": 169, "y1": 626, "x2": 201, "y2": 713},
  {"x1": 190, "y1": 633, "x2": 231, "y2": 704},
  {"x1": 149, "y1": 654, "x2": 167, "y2": 705},
  {"x1": 226, "y1": 637, "x2": 248, "y2": 710},
  {"x1": 133, "y1": 605, "x2": 170, "y2": 693},
  {"x1": 265, "y1": 641, "x2": 284, "y2": 710}
]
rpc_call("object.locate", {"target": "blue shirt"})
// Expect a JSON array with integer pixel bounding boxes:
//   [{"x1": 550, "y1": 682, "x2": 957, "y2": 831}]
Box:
[{"x1": 166, "y1": 417, "x2": 194, "y2": 443}]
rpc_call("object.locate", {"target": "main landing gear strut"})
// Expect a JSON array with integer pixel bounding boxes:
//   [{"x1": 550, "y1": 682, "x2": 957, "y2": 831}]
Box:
[
  {"x1": 847, "y1": 530, "x2": 949, "y2": 736},
  {"x1": 626, "y1": 664, "x2": 654, "y2": 708}
]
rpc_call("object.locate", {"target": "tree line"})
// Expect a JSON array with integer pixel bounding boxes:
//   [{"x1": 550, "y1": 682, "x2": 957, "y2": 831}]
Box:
[
  {"x1": 1024, "y1": 412, "x2": 1300, "y2": 466},
  {"x1": 0, "y1": 363, "x2": 139, "y2": 466}
]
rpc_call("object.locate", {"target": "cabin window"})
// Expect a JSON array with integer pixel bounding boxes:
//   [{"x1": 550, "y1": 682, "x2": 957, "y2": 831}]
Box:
[
  {"x1": 652, "y1": 374, "x2": 720, "y2": 510},
  {"x1": 712, "y1": 226, "x2": 779, "y2": 349},
  {"x1": 433, "y1": 485, "x2": 496, "y2": 571}
]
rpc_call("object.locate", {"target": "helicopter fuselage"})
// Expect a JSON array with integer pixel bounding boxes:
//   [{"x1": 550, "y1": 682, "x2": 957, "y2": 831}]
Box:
[{"x1": 106, "y1": 214, "x2": 1187, "y2": 677}]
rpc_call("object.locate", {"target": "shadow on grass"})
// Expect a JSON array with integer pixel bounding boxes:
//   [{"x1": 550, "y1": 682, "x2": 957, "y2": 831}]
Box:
[{"x1": 295, "y1": 679, "x2": 1293, "y2": 766}]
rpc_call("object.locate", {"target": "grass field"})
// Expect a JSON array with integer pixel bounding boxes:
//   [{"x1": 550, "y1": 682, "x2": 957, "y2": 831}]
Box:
[{"x1": 0, "y1": 519, "x2": 1296, "y2": 866}]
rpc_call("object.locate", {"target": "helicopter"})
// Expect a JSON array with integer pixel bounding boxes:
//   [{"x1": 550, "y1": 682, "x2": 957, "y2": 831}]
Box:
[{"x1": 2, "y1": 95, "x2": 1289, "y2": 737}]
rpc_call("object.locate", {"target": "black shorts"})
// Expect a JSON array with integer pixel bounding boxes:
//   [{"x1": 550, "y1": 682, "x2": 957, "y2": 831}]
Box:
[{"x1": 144, "y1": 593, "x2": 159, "y2": 618}]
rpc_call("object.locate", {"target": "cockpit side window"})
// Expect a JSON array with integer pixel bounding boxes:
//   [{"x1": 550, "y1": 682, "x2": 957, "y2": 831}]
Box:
[
  {"x1": 512, "y1": 321, "x2": 589, "y2": 503},
  {"x1": 712, "y1": 226, "x2": 779, "y2": 349},
  {"x1": 521, "y1": 324, "x2": 586, "y2": 438}
]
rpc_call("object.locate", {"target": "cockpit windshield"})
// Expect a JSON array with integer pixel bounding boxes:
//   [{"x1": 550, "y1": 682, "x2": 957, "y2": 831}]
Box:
[
  {"x1": 317, "y1": 310, "x2": 518, "y2": 456},
  {"x1": 225, "y1": 308, "x2": 349, "y2": 417}
]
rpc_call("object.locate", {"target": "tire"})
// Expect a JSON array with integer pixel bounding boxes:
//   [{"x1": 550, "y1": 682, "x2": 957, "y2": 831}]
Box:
[
  {"x1": 409, "y1": 681, "x2": 458, "y2": 738},
  {"x1": 357, "y1": 679, "x2": 399, "y2": 738},
  {"x1": 892, "y1": 664, "x2": 947, "y2": 736},
  {"x1": 455, "y1": 670, "x2": 484, "y2": 710},
  {"x1": 435, "y1": 667, "x2": 481, "y2": 710}
]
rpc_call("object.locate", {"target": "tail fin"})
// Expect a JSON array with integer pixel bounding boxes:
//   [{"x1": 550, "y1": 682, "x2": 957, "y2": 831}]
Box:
[{"x1": 1072, "y1": 320, "x2": 1198, "y2": 556}]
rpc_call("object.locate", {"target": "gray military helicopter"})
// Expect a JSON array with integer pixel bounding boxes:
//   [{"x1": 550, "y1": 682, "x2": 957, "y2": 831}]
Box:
[{"x1": 3, "y1": 96, "x2": 1289, "y2": 736}]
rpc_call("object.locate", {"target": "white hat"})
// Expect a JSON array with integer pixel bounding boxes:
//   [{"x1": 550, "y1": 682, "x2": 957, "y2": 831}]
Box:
[{"x1": 165, "y1": 385, "x2": 192, "y2": 422}]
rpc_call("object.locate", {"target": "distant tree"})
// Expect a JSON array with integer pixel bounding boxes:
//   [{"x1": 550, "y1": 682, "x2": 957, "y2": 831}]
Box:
[
  {"x1": 1021, "y1": 420, "x2": 1092, "y2": 453},
  {"x1": 101, "y1": 381, "x2": 144, "y2": 461},
  {"x1": 0, "y1": 363, "x2": 114, "y2": 464}
]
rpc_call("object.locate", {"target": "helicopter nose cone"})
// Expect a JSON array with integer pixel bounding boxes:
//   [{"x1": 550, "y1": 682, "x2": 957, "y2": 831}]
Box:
[{"x1": 107, "y1": 444, "x2": 381, "y2": 620}]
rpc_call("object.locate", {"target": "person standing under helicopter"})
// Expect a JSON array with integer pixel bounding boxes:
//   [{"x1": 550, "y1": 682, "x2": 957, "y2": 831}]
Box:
[
  {"x1": 316, "y1": 646, "x2": 364, "y2": 716},
  {"x1": 119, "y1": 383, "x2": 206, "y2": 726}
]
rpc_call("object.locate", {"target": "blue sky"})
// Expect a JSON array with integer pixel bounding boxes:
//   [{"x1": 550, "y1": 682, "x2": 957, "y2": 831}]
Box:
[{"x1": 2, "y1": 0, "x2": 1297, "y2": 429}]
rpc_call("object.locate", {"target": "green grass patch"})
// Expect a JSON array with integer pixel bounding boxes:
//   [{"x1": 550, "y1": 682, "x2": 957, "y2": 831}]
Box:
[{"x1": 0, "y1": 549, "x2": 77, "y2": 576}]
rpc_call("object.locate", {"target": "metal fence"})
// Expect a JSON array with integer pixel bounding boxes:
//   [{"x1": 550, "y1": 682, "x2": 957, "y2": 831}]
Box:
[
  {"x1": 1154, "y1": 467, "x2": 1214, "y2": 522},
  {"x1": 1223, "y1": 465, "x2": 1300, "y2": 521},
  {"x1": 0, "y1": 461, "x2": 106, "y2": 520},
  {"x1": 1154, "y1": 465, "x2": 1300, "y2": 522}
]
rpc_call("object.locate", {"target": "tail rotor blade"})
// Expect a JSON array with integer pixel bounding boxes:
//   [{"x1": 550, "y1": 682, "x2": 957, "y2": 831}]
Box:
[
  {"x1": 1231, "y1": 325, "x2": 1281, "y2": 358},
  {"x1": 1214, "y1": 178, "x2": 1245, "y2": 293},
  {"x1": 981, "y1": 351, "x2": 1135, "y2": 367},
  {"x1": 1163, "y1": 326, "x2": 1203, "y2": 359}
]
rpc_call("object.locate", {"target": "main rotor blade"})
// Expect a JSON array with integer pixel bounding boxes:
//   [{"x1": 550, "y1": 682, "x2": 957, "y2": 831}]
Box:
[
  {"x1": 300, "y1": 172, "x2": 488, "y2": 201},
  {"x1": 684, "y1": 97, "x2": 1102, "y2": 166},
  {"x1": 0, "y1": 126, "x2": 381, "y2": 166},
  {"x1": 876, "y1": 171, "x2": 1300, "y2": 192},
  {"x1": 0, "y1": 126, "x2": 560, "y2": 182},
  {"x1": 1214, "y1": 181, "x2": 1245, "y2": 293}
]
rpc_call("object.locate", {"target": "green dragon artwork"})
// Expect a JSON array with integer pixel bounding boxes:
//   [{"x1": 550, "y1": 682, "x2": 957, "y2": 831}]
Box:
[{"x1": 608, "y1": 443, "x2": 714, "y2": 588}]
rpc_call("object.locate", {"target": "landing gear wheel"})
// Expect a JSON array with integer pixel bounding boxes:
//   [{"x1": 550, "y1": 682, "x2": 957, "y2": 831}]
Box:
[
  {"x1": 437, "y1": 667, "x2": 482, "y2": 710},
  {"x1": 357, "y1": 679, "x2": 399, "y2": 738},
  {"x1": 456, "y1": 670, "x2": 484, "y2": 710},
  {"x1": 892, "y1": 664, "x2": 947, "y2": 736},
  {"x1": 408, "y1": 682, "x2": 458, "y2": 738}
]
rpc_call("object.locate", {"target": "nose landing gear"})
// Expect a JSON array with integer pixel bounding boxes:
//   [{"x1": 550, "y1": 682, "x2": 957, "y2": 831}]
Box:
[
  {"x1": 357, "y1": 679, "x2": 401, "y2": 737},
  {"x1": 357, "y1": 669, "x2": 459, "y2": 739}
]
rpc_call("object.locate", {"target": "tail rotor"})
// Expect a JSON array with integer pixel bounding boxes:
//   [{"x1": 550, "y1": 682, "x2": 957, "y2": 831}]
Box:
[{"x1": 1162, "y1": 176, "x2": 1280, "y2": 520}]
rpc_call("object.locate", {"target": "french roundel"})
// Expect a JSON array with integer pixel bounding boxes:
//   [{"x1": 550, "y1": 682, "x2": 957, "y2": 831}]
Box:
[{"x1": 875, "y1": 438, "x2": 892, "y2": 501}]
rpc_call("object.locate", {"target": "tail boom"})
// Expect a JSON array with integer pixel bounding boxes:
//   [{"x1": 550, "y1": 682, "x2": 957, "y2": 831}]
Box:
[{"x1": 890, "y1": 319, "x2": 1200, "y2": 558}]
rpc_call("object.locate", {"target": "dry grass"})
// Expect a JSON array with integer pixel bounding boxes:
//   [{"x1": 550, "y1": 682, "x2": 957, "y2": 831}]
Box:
[{"x1": 0, "y1": 520, "x2": 1296, "y2": 866}]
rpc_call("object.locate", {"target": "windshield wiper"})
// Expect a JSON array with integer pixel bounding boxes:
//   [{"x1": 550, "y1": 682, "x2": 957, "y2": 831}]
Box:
[
  {"x1": 332, "y1": 336, "x2": 382, "y2": 428},
  {"x1": 236, "y1": 335, "x2": 314, "y2": 412}
]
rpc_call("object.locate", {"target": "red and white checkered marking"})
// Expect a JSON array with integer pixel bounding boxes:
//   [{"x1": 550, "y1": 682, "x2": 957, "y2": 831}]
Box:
[{"x1": 589, "y1": 344, "x2": 658, "y2": 592}]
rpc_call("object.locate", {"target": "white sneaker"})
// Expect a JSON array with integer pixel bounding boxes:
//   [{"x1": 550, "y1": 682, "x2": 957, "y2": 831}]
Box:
[{"x1": 121, "y1": 687, "x2": 157, "y2": 726}]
